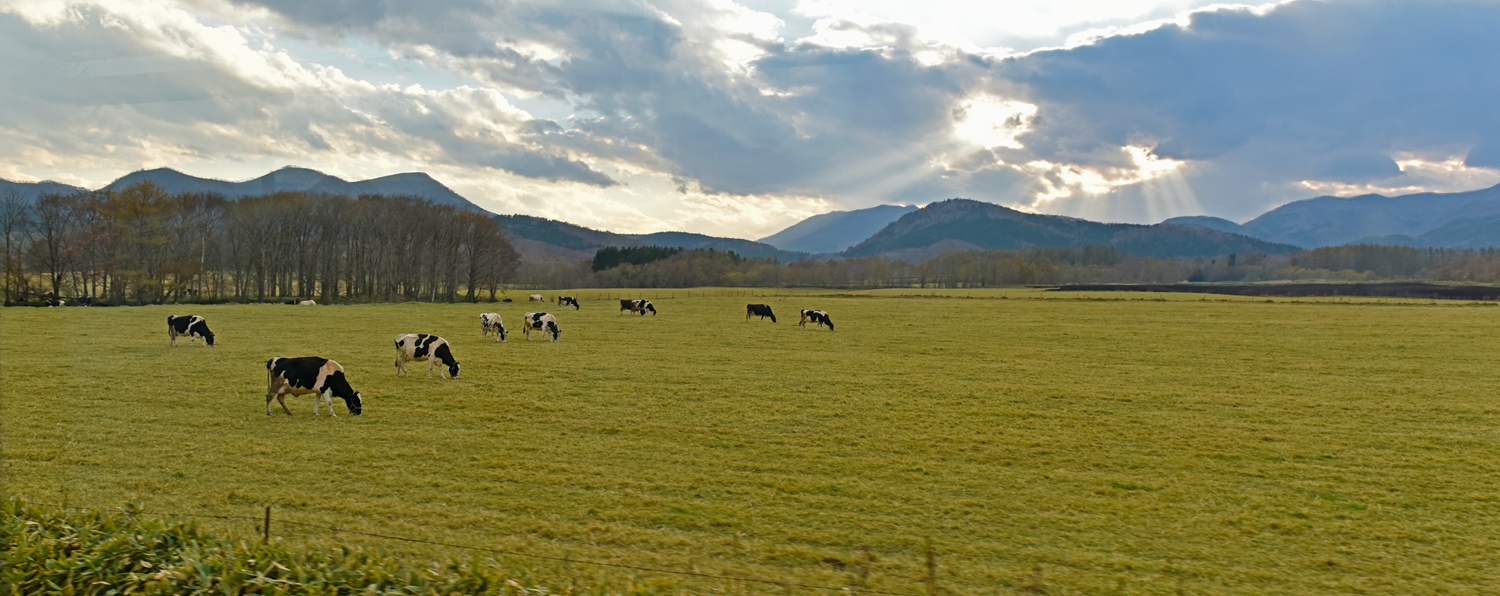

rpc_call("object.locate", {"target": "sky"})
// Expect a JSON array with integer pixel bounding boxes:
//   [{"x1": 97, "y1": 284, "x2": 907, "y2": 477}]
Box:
[{"x1": 2, "y1": 0, "x2": 1498, "y2": 239}]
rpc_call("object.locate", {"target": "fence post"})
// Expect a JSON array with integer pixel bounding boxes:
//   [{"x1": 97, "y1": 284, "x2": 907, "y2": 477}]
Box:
[
  {"x1": 264, "y1": 506, "x2": 271, "y2": 544},
  {"x1": 925, "y1": 538, "x2": 937, "y2": 596}
]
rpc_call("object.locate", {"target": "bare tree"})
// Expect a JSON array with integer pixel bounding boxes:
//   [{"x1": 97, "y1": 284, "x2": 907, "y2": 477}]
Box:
[{"x1": 0, "y1": 190, "x2": 32, "y2": 303}]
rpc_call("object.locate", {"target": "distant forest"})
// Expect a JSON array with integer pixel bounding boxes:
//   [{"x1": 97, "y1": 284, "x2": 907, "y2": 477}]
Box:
[{"x1": 4, "y1": 184, "x2": 1500, "y2": 306}]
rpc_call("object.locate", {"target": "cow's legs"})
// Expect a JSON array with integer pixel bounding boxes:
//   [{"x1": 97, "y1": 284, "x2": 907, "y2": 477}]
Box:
[
  {"x1": 324, "y1": 390, "x2": 337, "y2": 417},
  {"x1": 266, "y1": 392, "x2": 274, "y2": 416},
  {"x1": 428, "y1": 359, "x2": 436, "y2": 378},
  {"x1": 276, "y1": 393, "x2": 292, "y2": 415}
]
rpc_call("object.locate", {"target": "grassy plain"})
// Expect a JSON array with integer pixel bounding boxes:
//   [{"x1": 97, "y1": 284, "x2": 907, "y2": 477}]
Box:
[{"x1": 4, "y1": 289, "x2": 1500, "y2": 594}]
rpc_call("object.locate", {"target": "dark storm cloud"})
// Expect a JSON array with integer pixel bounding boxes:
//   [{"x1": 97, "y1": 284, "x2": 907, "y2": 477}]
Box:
[{"x1": 990, "y1": 0, "x2": 1500, "y2": 216}]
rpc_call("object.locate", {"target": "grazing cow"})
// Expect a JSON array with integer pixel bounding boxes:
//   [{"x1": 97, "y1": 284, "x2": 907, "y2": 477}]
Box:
[
  {"x1": 45, "y1": 298, "x2": 65, "y2": 307},
  {"x1": 73, "y1": 296, "x2": 94, "y2": 307},
  {"x1": 266, "y1": 357, "x2": 362, "y2": 416},
  {"x1": 619, "y1": 299, "x2": 657, "y2": 316},
  {"x1": 394, "y1": 333, "x2": 460, "y2": 378},
  {"x1": 480, "y1": 312, "x2": 508, "y2": 342},
  {"x1": 799, "y1": 309, "x2": 834, "y2": 331},
  {"x1": 558, "y1": 296, "x2": 580, "y2": 310},
  {"x1": 529, "y1": 294, "x2": 545, "y2": 302},
  {"x1": 746, "y1": 304, "x2": 777, "y2": 323},
  {"x1": 299, "y1": 299, "x2": 317, "y2": 306},
  {"x1": 501, "y1": 298, "x2": 513, "y2": 303},
  {"x1": 521, "y1": 312, "x2": 561, "y2": 341},
  {"x1": 167, "y1": 315, "x2": 215, "y2": 346}
]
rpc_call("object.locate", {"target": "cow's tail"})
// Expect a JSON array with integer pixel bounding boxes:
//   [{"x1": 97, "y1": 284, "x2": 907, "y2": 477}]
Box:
[{"x1": 266, "y1": 358, "x2": 276, "y2": 394}]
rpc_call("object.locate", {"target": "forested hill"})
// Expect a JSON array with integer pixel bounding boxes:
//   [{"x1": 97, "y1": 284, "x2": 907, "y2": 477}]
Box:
[
  {"x1": 1234, "y1": 182, "x2": 1500, "y2": 248},
  {"x1": 843, "y1": 199, "x2": 1299, "y2": 261},
  {"x1": 0, "y1": 179, "x2": 88, "y2": 202},
  {"x1": 100, "y1": 167, "x2": 483, "y2": 211},
  {"x1": 494, "y1": 214, "x2": 813, "y2": 263},
  {"x1": 757, "y1": 204, "x2": 917, "y2": 254}
]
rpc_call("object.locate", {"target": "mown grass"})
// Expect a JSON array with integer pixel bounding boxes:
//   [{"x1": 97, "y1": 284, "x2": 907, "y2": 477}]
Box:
[{"x1": 4, "y1": 289, "x2": 1500, "y2": 594}]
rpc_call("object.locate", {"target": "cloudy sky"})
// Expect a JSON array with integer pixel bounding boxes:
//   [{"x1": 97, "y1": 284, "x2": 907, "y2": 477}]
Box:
[{"x1": 3, "y1": 0, "x2": 1498, "y2": 238}]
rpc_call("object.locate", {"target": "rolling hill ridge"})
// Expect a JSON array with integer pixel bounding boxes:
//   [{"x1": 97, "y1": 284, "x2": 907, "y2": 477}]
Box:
[{"x1": 843, "y1": 199, "x2": 1299, "y2": 261}]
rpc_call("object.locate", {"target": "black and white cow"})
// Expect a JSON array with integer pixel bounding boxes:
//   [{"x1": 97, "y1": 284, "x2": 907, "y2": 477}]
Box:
[
  {"x1": 558, "y1": 296, "x2": 580, "y2": 310},
  {"x1": 266, "y1": 357, "x2": 362, "y2": 416},
  {"x1": 799, "y1": 309, "x2": 834, "y2": 331},
  {"x1": 746, "y1": 304, "x2": 777, "y2": 323},
  {"x1": 394, "y1": 333, "x2": 460, "y2": 378},
  {"x1": 619, "y1": 299, "x2": 657, "y2": 316},
  {"x1": 521, "y1": 312, "x2": 561, "y2": 341},
  {"x1": 45, "y1": 298, "x2": 65, "y2": 307},
  {"x1": 481, "y1": 312, "x2": 508, "y2": 342},
  {"x1": 73, "y1": 296, "x2": 94, "y2": 306},
  {"x1": 167, "y1": 315, "x2": 215, "y2": 346}
]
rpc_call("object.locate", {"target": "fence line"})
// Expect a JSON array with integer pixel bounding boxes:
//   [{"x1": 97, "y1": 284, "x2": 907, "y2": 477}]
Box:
[{"x1": 28, "y1": 502, "x2": 922, "y2": 596}]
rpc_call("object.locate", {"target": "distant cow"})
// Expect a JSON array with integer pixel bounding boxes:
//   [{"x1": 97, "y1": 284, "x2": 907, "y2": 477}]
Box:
[
  {"x1": 480, "y1": 312, "x2": 508, "y2": 342},
  {"x1": 167, "y1": 315, "x2": 215, "y2": 346},
  {"x1": 746, "y1": 304, "x2": 777, "y2": 323},
  {"x1": 558, "y1": 296, "x2": 580, "y2": 310},
  {"x1": 45, "y1": 298, "x2": 65, "y2": 307},
  {"x1": 266, "y1": 357, "x2": 362, "y2": 416},
  {"x1": 73, "y1": 296, "x2": 94, "y2": 307},
  {"x1": 529, "y1": 294, "x2": 545, "y2": 302},
  {"x1": 394, "y1": 333, "x2": 460, "y2": 378},
  {"x1": 521, "y1": 312, "x2": 561, "y2": 341},
  {"x1": 501, "y1": 298, "x2": 513, "y2": 303},
  {"x1": 799, "y1": 309, "x2": 834, "y2": 331},
  {"x1": 299, "y1": 299, "x2": 316, "y2": 306},
  {"x1": 619, "y1": 299, "x2": 657, "y2": 316}
]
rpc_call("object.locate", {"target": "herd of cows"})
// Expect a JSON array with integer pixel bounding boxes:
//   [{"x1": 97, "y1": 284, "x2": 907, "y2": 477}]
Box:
[{"x1": 163, "y1": 295, "x2": 834, "y2": 418}]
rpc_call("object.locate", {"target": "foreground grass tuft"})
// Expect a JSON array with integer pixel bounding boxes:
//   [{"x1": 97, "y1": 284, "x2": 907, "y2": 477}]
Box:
[{"x1": 1, "y1": 498, "x2": 654, "y2": 595}]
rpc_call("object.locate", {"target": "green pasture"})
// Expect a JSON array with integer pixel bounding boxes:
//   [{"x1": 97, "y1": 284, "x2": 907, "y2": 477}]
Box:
[{"x1": 4, "y1": 289, "x2": 1499, "y2": 594}]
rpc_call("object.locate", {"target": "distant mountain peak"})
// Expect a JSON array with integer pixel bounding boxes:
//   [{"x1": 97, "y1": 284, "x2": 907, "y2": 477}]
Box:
[
  {"x1": 98, "y1": 167, "x2": 483, "y2": 212},
  {"x1": 758, "y1": 204, "x2": 917, "y2": 254}
]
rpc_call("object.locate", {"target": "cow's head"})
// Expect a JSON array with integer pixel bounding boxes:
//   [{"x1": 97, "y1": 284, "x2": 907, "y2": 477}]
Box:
[
  {"x1": 646, "y1": 303, "x2": 657, "y2": 315},
  {"x1": 499, "y1": 327, "x2": 508, "y2": 342},
  {"x1": 202, "y1": 332, "x2": 216, "y2": 347},
  {"x1": 548, "y1": 322, "x2": 561, "y2": 341},
  {"x1": 326, "y1": 372, "x2": 363, "y2": 415},
  {"x1": 448, "y1": 360, "x2": 461, "y2": 378}
]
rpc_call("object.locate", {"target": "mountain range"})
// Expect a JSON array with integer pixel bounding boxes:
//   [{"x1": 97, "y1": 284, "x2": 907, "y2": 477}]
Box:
[
  {"x1": 843, "y1": 199, "x2": 1298, "y2": 261},
  {"x1": 6, "y1": 168, "x2": 1500, "y2": 263},
  {"x1": 1163, "y1": 183, "x2": 1500, "y2": 248},
  {"x1": 2, "y1": 167, "x2": 481, "y2": 211}
]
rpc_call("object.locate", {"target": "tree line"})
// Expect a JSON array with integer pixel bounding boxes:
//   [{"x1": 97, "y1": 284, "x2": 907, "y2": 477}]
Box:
[
  {"x1": 529, "y1": 243, "x2": 1500, "y2": 289},
  {"x1": 1, "y1": 183, "x2": 518, "y2": 305},
  {"x1": 6, "y1": 183, "x2": 1500, "y2": 305}
]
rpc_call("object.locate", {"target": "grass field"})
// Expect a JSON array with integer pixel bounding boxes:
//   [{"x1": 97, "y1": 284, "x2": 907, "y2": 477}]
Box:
[{"x1": 4, "y1": 289, "x2": 1500, "y2": 594}]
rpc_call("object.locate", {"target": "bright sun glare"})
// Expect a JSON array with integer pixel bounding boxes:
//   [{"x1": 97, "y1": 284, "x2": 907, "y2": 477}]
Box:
[{"x1": 954, "y1": 95, "x2": 1037, "y2": 149}]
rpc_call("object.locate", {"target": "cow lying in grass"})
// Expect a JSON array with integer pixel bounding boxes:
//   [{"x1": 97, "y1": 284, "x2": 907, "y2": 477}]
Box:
[
  {"x1": 167, "y1": 315, "x2": 215, "y2": 346},
  {"x1": 480, "y1": 313, "x2": 507, "y2": 342},
  {"x1": 394, "y1": 333, "x2": 461, "y2": 378},
  {"x1": 799, "y1": 309, "x2": 834, "y2": 331},
  {"x1": 266, "y1": 357, "x2": 362, "y2": 416},
  {"x1": 522, "y1": 312, "x2": 561, "y2": 341}
]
